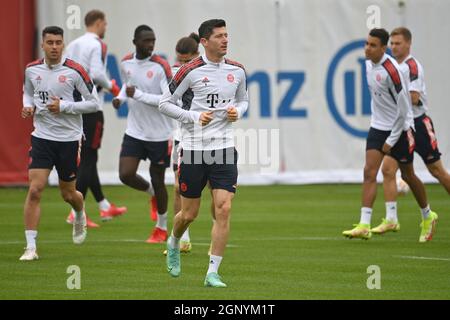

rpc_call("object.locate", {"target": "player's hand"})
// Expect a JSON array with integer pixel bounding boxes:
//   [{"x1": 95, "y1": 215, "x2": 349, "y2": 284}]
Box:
[
  {"x1": 112, "y1": 98, "x2": 121, "y2": 109},
  {"x1": 47, "y1": 96, "x2": 61, "y2": 114},
  {"x1": 199, "y1": 111, "x2": 214, "y2": 126},
  {"x1": 111, "y1": 79, "x2": 120, "y2": 97},
  {"x1": 21, "y1": 106, "x2": 34, "y2": 118},
  {"x1": 382, "y1": 143, "x2": 392, "y2": 155},
  {"x1": 126, "y1": 86, "x2": 136, "y2": 98},
  {"x1": 227, "y1": 106, "x2": 238, "y2": 122}
]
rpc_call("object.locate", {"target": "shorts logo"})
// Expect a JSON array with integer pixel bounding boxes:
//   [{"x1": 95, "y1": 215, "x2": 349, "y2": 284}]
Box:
[
  {"x1": 227, "y1": 74, "x2": 234, "y2": 82},
  {"x1": 180, "y1": 183, "x2": 187, "y2": 192},
  {"x1": 59, "y1": 75, "x2": 66, "y2": 83},
  {"x1": 146, "y1": 70, "x2": 154, "y2": 78}
]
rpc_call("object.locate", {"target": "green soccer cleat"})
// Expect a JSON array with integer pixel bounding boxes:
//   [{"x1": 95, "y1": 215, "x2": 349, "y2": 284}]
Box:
[
  {"x1": 419, "y1": 211, "x2": 438, "y2": 243},
  {"x1": 371, "y1": 219, "x2": 400, "y2": 234},
  {"x1": 342, "y1": 223, "x2": 372, "y2": 240},
  {"x1": 166, "y1": 241, "x2": 181, "y2": 277},
  {"x1": 204, "y1": 272, "x2": 227, "y2": 288}
]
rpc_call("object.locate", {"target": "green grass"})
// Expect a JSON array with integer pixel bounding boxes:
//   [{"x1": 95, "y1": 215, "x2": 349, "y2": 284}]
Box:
[{"x1": 0, "y1": 184, "x2": 449, "y2": 299}]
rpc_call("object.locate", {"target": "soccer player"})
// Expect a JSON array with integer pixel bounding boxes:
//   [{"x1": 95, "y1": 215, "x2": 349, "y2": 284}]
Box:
[
  {"x1": 372, "y1": 27, "x2": 450, "y2": 235},
  {"x1": 160, "y1": 19, "x2": 249, "y2": 287},
  {"x1": 20, "y1": 26, "x2": 100, "y2": 261},
  {"x1": 342, "y1": 28, "x2": 438, "y2": 242},
  {"x1": 65, "y1": 9, "x2": 126, "y2": 227},
  {"x1": 112, "y1": 25, "x2": 173, "y2": 243}
]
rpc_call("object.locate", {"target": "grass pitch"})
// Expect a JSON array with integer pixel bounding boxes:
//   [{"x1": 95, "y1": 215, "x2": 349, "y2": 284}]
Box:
[{"x1": 0, "y1": 184, "x2": 448, "y2": 299}]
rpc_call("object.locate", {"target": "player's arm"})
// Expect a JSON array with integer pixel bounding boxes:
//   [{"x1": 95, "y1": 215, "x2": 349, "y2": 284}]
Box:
[
  {"x1": 90, "y1": 44, "x2": 119, "y2": 95},
  {"x1": 228, "y1": 70, "x2": 249, "y2": 121},
  {"x1": 112, "y1": 84, "x2": 127, "y2": 109},
  {"x1": 159, "y1": 74, "x2": 202, "y2": 124},
  {"x1": 57, "y1": 75, "x2": 100, "y2": 114},
  {"x1": 22, "y1": 69, "x2": 35, "y2": 118},
  {"x1": 384, "y1": 74, "x2": 409, "y2": 149},
  {"x1": 130, "y1": 67, "x2": 169, "y2": 107},
  {"x1": 408, "y1": 67, "x2": 423, "y2": 107}
]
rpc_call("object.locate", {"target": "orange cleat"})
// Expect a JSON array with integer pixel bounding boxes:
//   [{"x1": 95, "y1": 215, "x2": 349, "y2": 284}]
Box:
[
  {"x1": 146, "y1": 227, "x2": 168, "y2": 243},
  {"x1": 100, "y1": 204, "x2": 127, "y2": 221},
  {"x1": 66, "y1": 211, "x2": 100, "y2": 228},
  {"x1": 150, "y1": 196, "x2": 158, "y2": 221}
]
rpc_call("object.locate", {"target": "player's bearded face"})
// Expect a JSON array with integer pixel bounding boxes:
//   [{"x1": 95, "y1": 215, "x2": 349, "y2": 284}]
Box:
[{"x1": 42, "y1": 34, "x2": 64, "y2": 62}]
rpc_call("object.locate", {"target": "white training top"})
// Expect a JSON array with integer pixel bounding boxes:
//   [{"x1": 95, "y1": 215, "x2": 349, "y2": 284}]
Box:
[
  {"x1": 401, "y1": 55, "x2": 428, "y2": 119},
  {"x1": 66, "y1": 32, "x2": 111, "y2": 108},
  {"x1": 115, "y1": 53, "x2": 174, "y2": 142},
  {"x1": 23, "y1": 57, "x2": 100, "y2": 141},
  {"x1": 171, "y1": 63, "x2": 182, "y2": 142},
  {"x1": 159, "y1": 54, "x2": 249, "y2": 151},
  {"x1": 366, "y1": 53, "x2": 414, "y2": 147}
]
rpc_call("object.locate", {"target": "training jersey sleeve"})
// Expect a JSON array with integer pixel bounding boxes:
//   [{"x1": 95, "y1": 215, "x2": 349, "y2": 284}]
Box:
[
  {"x1": 59, "y1": 71, "x2": 100, "y2": 114},
  {"x1": 385, "y1": 71, "x2": 410, "y2": 147},
  {"x1": 23, "y1": 69, "x2": 34, "y2": 108},
  {"x1": 235, "y1": 69, "x2": 249, "y2": 118},
  {"x1": 159, "y1": 73, "x2": 201, "y2": 124},
  {"x1": 90, "y1": 42, "x2": 112, "y2": 90}
]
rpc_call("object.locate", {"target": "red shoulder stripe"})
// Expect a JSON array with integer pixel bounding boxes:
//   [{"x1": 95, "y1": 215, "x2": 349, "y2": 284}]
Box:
[
  {"x1": 382, "y1": 59, "x2": 402, "y2": 93},
  {"x1": 97, "y1": 39, "x2": 107, "y2": 64},
  {"x1": 405, "y1": 58, "x2": 419, "y2": 82},
  {"x1": 173, "y1": 57, "x2": 205, "y2": 84},
  {"x1": 26, "y1": 58, "x2": 44, "y2": 68},
  {"x1": 225, "y1": 58, "x2": 245, "y2": 71},
  {"x1": 150, "y1": 55, "x2": 173, "y2": 82},
  {"x1": 121, "y1": 53, "x2": 134, "y2": 62},
  {"x1": 64, "y1": 59, "x2": 92, "y2": 83}
]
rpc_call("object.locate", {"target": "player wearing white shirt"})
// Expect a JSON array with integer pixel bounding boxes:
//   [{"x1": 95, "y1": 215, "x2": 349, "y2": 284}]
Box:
[
  {"x1": 161, "y1": 19, "x2": 249, "y2": 288},
  {"x1": 20, "y1": 26, "x2": 101, "y2": 261},
  {"x1": 65, "y1": 10, "x2": 126, "y2": 227},
  {"x1": 374, "y1": 27, "x2": 448, "y2": 237},
  {"x1": 112, "y1": 25, "x2": 173, "y2": 243},
  {"x1": 342, "y1": 28, "x2": 438, "y2": 242}
]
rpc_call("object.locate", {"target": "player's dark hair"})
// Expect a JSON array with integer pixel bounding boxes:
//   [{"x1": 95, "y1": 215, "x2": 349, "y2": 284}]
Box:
[
  {"x1": 176, "y1": 33, "x2": 200, "y2": 54},
  {"x1": 198, "y1": 19, "x2": 226, "y2": 40},
  {"x1": 42, "y1": 26, "x2": 64, "y2": 38},
  {"x1": 391, "y1": 27, "x2": 412, "y2": 42},
  {"x1": 369, "y1": 28, "x2": 389, "y2": 46},
  {"x1": 134, "y1": 25, "x2": 154, "y2": 40},
  {"x1": 84, "y1": 10, "x2": 105, "y2": 27}
]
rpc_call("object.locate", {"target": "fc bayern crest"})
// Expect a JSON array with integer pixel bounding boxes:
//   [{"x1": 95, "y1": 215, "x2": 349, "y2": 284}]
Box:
[
  {"x1": 58, "y1": 75, "x2": 66, "y2": 83},
  {"x1": 147, "y1": 70, "x2": 154, "y2": 78},
  {"x1": 227, "y1": 74, "x2": 234, "y2": 82}
]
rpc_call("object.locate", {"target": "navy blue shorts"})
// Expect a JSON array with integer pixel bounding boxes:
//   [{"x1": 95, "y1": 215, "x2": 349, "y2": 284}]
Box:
[
  {"x1": 120, "y1": 134, "x2": 171, "y2": 168},
  {"x1": 28, "y1": 135, "x2": 80, "y2": 182},
  {"x1": 366, "y1": 127, "x2": 415, "y2": 164},
  {"x1": 414, "y1": 114, "x2": 441, "y2": 164},
  {"x1": 178, "y1": 147, "x2": 238, "y2": 198},
  {"x1": 82, "y1": 111, "x2": 104, "y2": 150}
]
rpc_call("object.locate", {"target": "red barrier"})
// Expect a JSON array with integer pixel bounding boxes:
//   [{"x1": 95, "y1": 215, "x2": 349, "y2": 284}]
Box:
[{"x1": 0, "y1": 0, "x2": 36, "y2": 185}]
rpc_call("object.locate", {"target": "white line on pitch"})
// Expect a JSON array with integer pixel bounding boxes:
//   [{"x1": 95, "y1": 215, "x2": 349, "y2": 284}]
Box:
[{"x1": 393, "y1": 255, "x2": 450, "y2": 262}]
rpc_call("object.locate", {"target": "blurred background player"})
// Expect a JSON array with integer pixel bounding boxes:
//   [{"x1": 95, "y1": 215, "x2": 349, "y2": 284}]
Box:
[
  {"x1": 160, "y1": 19, "x2": 249, "y2": 287},
  {"x1": 342, "y1": 28, "x2": 438, "y2": 243},
  {"x1": 112, "y1": 25, "x2": 173, "y2": 243},
  {"x1": 20, "y1": 26, "x2": 100, "y2": 260},
  {"x1": 65, "y1": 9, "x2": 126, "y2": 227},
  {"x1": 372, "y1": 27, "x2": 450, "y2": 235}
]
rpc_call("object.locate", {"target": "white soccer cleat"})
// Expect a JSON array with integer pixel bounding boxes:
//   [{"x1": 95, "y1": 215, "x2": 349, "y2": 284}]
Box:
[
  {"x1": 72, "y1": 212, "x2": 87, "y2": 245},
  {"x1": 19, "y1": 248, "x2": 39, "y2": 261},
  {"x1": 396, "y1": 177, "x2": 410, "y2": 195}
]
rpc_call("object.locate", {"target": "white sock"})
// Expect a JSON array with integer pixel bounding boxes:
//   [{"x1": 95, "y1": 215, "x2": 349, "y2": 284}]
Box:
[
  {"x1": 385, "y1": 202, "x2": 398, "y2": 223},
  {"x1": 146, "y1": 184, "x2": 154, "y2": 196},
  {"x1": 168, "y1": 231, "x2": 180, "y2": 249},
  {"x1": 207, "y1": 255, "x2": 223, "y2": 274},
  {"x1": 74, "y1": 208, "x2": 84, "y2": 220},
  {"x1": 181, "y1": 228, "x2": 190, "y2": 242},
  {"x1": 25, "y1": 230, "x2": 37, "y2": 250},
  {"x1": 421, "y1": 205, "x2": 431, "y2": 219},
  {"x1": 98, "y1": 199, "x2": 111, "y2": 211},
  {"x1": 360, "y1": 207, "x2": 372, "y2": 225},
  {"x1": 156, "y1": 211, "x2": 168, "y2": 230}
]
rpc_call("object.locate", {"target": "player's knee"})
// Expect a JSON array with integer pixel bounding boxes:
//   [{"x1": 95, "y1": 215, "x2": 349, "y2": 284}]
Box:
[
  {"x1": 427, "y1": 163, "x2": 443, "y2": 179},
  {"x1": 61, "y1": 190, "x2": 76, "y2": 203},
  {"x1": 363, "y1": 166, "x2": 377, "y2": 182},
  {"x1": 381, "y1": 164, "x2": 396, "y2": 179},
  {"x1": 28, "y1": 185, "x2": 44, "y2": 202},
  {"x1": 180, "y1": 210, "x2": 197, "y2": 224},
  {"x1": 119, "y1": 170, "x2": 133, "y2": 185},
  {"x1": 215, "y1": 200, "x2": 232, "y2": 216}
]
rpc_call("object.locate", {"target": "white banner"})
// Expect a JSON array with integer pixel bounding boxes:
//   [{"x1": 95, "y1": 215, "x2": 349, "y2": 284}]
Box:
[{"x1": 38, "y1": 0, "x2": 450, "y2": 185}]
